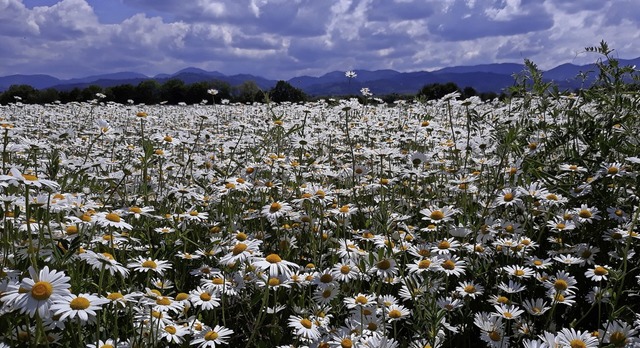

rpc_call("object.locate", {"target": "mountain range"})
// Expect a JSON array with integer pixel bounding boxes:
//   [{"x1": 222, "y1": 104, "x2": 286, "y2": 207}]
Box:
[{"x1": 2, "y1": 58, "x2": 639, "y2": 96}]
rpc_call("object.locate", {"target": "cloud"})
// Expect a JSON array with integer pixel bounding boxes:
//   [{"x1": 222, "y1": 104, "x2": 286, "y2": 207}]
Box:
[
  {"x1": 426, "y1": 0, "x2": 554, "y2": 41},
  {"x1": 1, "y1": 0, "x2": 639, "y2": 80}
]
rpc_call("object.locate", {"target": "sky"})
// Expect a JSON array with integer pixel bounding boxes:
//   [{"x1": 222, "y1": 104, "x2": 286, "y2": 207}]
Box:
[{"x1": 1, "y1": 0, "x2": 639, "y2": 80}]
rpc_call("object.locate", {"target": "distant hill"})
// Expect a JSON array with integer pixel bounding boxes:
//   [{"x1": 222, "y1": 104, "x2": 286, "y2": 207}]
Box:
[{"x1": 2, "y1": 57, "x2": 639, "y2": 95}]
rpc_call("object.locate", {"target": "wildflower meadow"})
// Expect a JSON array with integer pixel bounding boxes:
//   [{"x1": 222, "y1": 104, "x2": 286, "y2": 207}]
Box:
[{"x1": 0, "y1": 43, "x2": 639, "y2": 347}]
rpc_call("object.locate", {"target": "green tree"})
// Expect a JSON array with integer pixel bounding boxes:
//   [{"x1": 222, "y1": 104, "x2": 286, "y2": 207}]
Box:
[
  {"x1": 235, "y1": 80, "x2": 264, "y2": 103},
  {"x1": 136, "y1": 80, "x2": 161, "y2": 104},
  {"x1": 108, "y1": 84, "x2": 137, "y2": 104},
  {"x1": 0, "y1": 84, "x2": 38, "y2": 104},
  {"x1": 417, "y1": 82, "x2": 460, "y2": 100},
  {"x1": 160, "y1": 79, "x2": 186, "y2": 104},
  {"x1": 269, "y1": 80, "x2": 306, "y2": 103}
]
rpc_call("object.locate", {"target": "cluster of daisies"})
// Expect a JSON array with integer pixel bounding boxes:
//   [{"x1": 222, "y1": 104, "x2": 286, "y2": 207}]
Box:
[{"x1": 0, "y1": 91, "x2": 639, "y2": 347}]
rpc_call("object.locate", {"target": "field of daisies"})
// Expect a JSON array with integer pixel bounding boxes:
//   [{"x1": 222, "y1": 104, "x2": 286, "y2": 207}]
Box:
[{"x1": 1, "y1": 53, "x2": 640, "y2": 347}]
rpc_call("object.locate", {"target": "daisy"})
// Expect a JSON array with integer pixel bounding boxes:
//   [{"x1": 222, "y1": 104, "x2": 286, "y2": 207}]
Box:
[
  {"x1": 95, "y1": 211, "x2": 133, "y2": 230},
  {"x1": 79, "y1": 250, "x2": 130, "y2": 277},
  {"x1": 262, "y1": 201, "x2": 293, "y2": 222},
  {"x1": 494, "y1": 188, "x2": 523, "y2": 208},
  {"x1": 437, "y1": 296, "x2": 463, "y2": 312},
  {"x1": 419, "y1": 205, "x2": 458, "y2": 224},
  {"x1": 313, "y1": 284, "x2": 339, "y2": 305},
  {"x1": 149, "y1": 295, "x2": 184, "y2": 314},
  {"x1": 9, "y1": 266, "x2": 71, "y2": 318},
  {"x1": 606, "y1": 207, "x2": 629, "y2": 223},
  {"x1": 492, "y1": 304, "x2": 524, "y2": 320},
  {"x1": 219, "y1": 239, "x2": 262, "y2": 266},
  {"x1": 330, "y1": 204, "x2": 358, "y2": 218},
  {"x1": 385, "y1": 304, "x2": 411, "y2": 322},
  {"x1": 601, "y1": 320, "x2": 638, "y2": 347},
  {"x1": 502, "y1": 265, "x2": 535, "y2": 279},
  {"x1": 189, "y1": 287, "x2": 221, "y2": 311},
  {"x1": 0, "y1": 167, "x2": 60, "y2": 190},
  {"x1": 252, "y1": 253, "x2": 300, "y2": 278},
  {"x1": 86, "y1": 339, "x2": 121, "y2": 348},
  {"x1": 573, "y1": 204, "x2": 601, "y2": 224},
  {"x1": 559, "y1": 163, "x2": 587, "y2": 173},
  {"x1": 497, "y1": 280, "x2": 526, "y2": 294},
  {"x1": 584, "y1": 264, "x2": 610, "y2": 282},
  {"x1": 556, "y1": 328, "x2": 598, "y2": 348},
  {"x1": 522, "y1": 298, "x2": 550, "y2": 316},
  {"x1": 191, "y1": 324, "x2": 234, "y2": 348},
  {"x1": 330, "y1": 261, "x2": 361, "y2": 282},
  {"x1": 51, "y1": 293, "x2": 109, "y2": 322},
  {"x1": 288, "y1": 315, "x2": 322, "y2": 342},
  {"x1": 455, "y1": 280, "x2": 484, "y2": 299},
  {"x1": 161, "y1": 324, "x2": 190, "y2": 344},
  {"x1": 437, "y1": 255, "x2": 466, "y2": 277},
  {"x1": 431, "y1": 238, "x2": 460, "y2": 255},
  {"x1": 124, "y1": 205, "x2": 155, "y2": 219},
  {"x1": 127, "y1": 256, "x2": 172, "y2": 276},
  {"x1": 344, "y1": 293, "x2": 376, "y2": 309},
  {"x1": 368, "y1": 257, "x2": 398, "y2": 279},
  {"x1": 405, "y1": 257, "x2": 441, "y2": 275}
]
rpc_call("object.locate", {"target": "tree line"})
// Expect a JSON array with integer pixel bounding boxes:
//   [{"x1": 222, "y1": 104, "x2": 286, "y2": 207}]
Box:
[{"x1": 0, "y1": 78, "x2": 500, "y2": 105}]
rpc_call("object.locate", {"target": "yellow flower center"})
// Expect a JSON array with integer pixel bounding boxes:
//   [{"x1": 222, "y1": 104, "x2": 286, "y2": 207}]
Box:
[
  {"x1": 65, "y1": 226, "x2": 78, "y2": 235},
  {"x1": 497, "y1": 296, "x2": 509, "y2": 304},
  {"x1": 388, "y1": 309, "x2": 402, "y2": 318},
  {"x1": 129, "y1": 206, "x2": 142, "y2": 214},
  {"x1": 418, "y1": 259, "x2": 431, "y2": 269},
  {"x1": 355, "y1": 295, "x2": 368, "y2": 305},
  {"x1": 70, "y1": 296, "x2": 90, "y2": 310},
  {"x1": 341, "y1": 338, "x2": 353, "y2": 348},
  {"x1": 438, "y1": 240, "x2": 451, "y2": 249},
  {"x1": 340, "y1": 265, "x2": 351, "y2": 274},
  {"x1": 176, "y1": 293, "x2": 189, "y2": 301},
  {"x1": 156, "y1": 297, "x2": 171, "y2": 306},
  {"x1": 377, "y1": 259, "x2": 391, "y2": 270},
  {"x1": 607, "y1": 166, "x2": 619, "y2": 175},
  {"x1": 142, "y1": 260, "x2": 157, "y2": 269},
  {"x1": 300, "y1": 318, "x2": 312, "y2": 329},
  {"x1": 579, "y1": 209, "x2": 592, "y2": 218},
  {"x1": 101, "y1": 252, "x2": 115, "y2": 260},
  {"x1": 164, "y1": 326, "x2": 177, "y2": 334},
  {"x1": 107, "y1": 292, "x2": 123, "y2": 301},
  {"x1": 441, "y1": 259, "x2": 455, "y2": 270},
  {"x1": 489, "y1": 330, "x2": 501, "y2": 342},
  {"x1": 593, "y1": 266, "x2": 608, "y2": 276},
  {"x1": 554, "y1": 279, "x2": 568, "y2": 291},
  {"x1": 200, "y1": 292, "x2": 212, "y2": 301},
  {"x1": 569, "y1": 339, "x2": 587, "y2": 348},
  {"x1": 609, "y1": 331, "x2": 627, "y2": 346},
  {"x1": 232, "y1": 243, "x2": 248, "y2": 255},
  {"x1": 105, "y1": 213, "x2": 121, "y2": 223},
  {"x1": 503, "y1": 193, "x2": 514, "y2": 202},
  {"x1": 514, "y1": 269, "x2": 525, "y2": 276},
  {"x1": 339, "y1": 205, "x2": 350, "y2": 213},
  {"x1": 22, "y1": 174, "x2": 38, "y2": 181},
  {"x1": 268, "y1": 277, "x2": 280, "y2": 286},
  {"x1": 265, "y1": 253, "x2": 282, "y2": 263},
  {"x1": 463, "y1": 285, "x2": 476, "y2": 293},
  {"x1": 430, "y1": 210, "x2": 444, "y2": 220},
  {"x1": 269, "y1": 202, "x2": 282, "y2": 213},
  {"x1": 204, "y1": 331, "x2": 219, "y2": 341},
  {"x1": 320, "y1": 274, "x2": 333, "y2": 283},
  {"x1": 30, "y1": 281, "x2": 53, "y2": 301}
]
